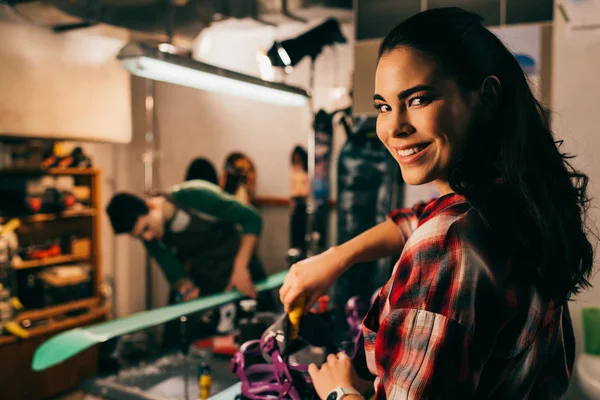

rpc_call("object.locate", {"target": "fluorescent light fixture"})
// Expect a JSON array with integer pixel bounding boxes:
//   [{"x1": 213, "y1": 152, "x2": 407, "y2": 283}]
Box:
[{"x1": 117, "y1": 42, "x2": 309, "y2": 107}]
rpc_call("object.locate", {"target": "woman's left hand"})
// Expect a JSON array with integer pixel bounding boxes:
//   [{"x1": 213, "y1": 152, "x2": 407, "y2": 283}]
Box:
[{"x1": 308, "y1": 352, "x2": 364, "y2": 400}]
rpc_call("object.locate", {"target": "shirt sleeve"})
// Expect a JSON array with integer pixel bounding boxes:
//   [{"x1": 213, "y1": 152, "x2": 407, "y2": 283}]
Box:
[
  {"x1": 386, "y1": 199, "x2": 435, "y2": 241},
  {"x1": 372, "y1": 309, "x2": 480, "y2": 399},
  {"x1": 170, "y1": 181, "x2": 262, "y2": 235},
  {"x1": 372, "y1": 220, "x2": 506, "y2": 399},
  {"x1": 144, "y1": 240, "x2": 186, "y2": 286}
]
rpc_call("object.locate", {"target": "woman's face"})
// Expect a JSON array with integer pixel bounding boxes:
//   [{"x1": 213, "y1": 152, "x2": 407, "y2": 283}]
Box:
[
  {"x1": 292, "y1": 153, "x2": 302, "y2": 166},
  {"x1": 374, "y1": 46, "x2": 481, "y2": 194}
]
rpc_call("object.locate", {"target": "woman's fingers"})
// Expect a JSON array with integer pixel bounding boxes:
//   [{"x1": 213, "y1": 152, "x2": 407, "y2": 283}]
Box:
[
  {"x1": 308, "y1": 363, "x2": 319, "y2": 378},
  {"x1": 283, "y1": 285, "x2": 304, "y2": 313}
]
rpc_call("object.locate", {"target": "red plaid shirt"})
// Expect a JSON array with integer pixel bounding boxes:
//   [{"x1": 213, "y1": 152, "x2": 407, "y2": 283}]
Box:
[{"x1": 353, "y1": 193, "x2": 575, "y2": 399}]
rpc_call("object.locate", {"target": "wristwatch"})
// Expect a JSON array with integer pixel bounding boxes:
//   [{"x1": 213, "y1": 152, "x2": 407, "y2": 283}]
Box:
[{"x1": 326, "y1": 386, "x2": 364, "y2": 400}]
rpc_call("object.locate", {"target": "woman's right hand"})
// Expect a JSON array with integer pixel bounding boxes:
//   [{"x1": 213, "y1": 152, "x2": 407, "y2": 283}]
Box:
[{"x1": 279, "y1": 247, "x2": 349, "y2": 313}]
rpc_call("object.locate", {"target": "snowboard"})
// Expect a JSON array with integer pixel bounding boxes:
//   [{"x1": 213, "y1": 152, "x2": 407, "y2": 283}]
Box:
[
  {"x1": 309, "y1": 110, "x2": 334, "y2": 254},
  {"x1": 334, "y1": 116, "x2": 404, "y2": 313},
  {"x1": 32, "y1": 271, "x2": 287, "y2": 372}
]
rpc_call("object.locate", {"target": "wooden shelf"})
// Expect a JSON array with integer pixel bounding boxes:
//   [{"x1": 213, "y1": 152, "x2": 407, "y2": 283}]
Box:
[
  {"x1": 255, "y1": 196, "x2": 337, "y2": 208},
  {"x1": 47, "y1": 168, "x2": 98, "y2": 175},
  {"x1": 0, "y1": 208, "x2": 96, "y2": 224},
  {"x1": 0, "y1": 167, "x2": 98, "y2": 175},
  {"x1": 24, "y1": 306, "x2": 108, "y2": 339},
  {"x1": 0, "y1": 298, "x2": 104, "y2": 346},
  {"x1": 0, "y1": 334, "x2": 16, "y2": 345},
  {"x1": 18, "y1": 297, "x2": 99, "y2": 322},
  {"x1": 12, "y1": 254, "x2": 90, "y2": 270}
]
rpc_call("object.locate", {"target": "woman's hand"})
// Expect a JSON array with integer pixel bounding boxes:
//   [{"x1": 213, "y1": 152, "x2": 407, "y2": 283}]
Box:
[
  {"x1": 308, "y1": 353, "x2": 368, "y2": 400},
  {"x1": 279, "y1": 247, "x2": 348, "y2": 313}
]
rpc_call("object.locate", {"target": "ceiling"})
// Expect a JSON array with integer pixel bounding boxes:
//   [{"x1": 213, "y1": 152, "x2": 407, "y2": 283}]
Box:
[{"x1": 2, "y1": 0, "x2": 353, "y2": 40}]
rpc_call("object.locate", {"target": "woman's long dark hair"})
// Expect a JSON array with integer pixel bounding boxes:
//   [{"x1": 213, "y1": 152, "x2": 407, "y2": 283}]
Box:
[
  {"x1": 379, "y1": 7, "x2": 595, "y2": 303},
  {"x1": 291, "y1": 145, "x2": 308, "y2": 172},
  {"x1": 185, "y1": 157, "x2": 218, "y2": 184}
]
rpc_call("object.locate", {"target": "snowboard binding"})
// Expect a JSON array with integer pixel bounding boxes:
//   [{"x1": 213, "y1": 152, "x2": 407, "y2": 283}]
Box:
[
  {"x1": 232, "y1": 291, "x2": 377, "y2": 399},
  {"x1": 232, "y1": 303, "x2": 336, "y2": 400},
  {"x1": 231, "y1": 335, "x2": 316, "y2": 400},
  {"x1": 345, "y1": 296, "x2": 370, "y2": 338}
]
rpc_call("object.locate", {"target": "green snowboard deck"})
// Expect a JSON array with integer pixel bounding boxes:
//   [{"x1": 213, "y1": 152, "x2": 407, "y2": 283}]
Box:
[{"x1": 32, "y1": 271, "x2": 287, "y2": 372}]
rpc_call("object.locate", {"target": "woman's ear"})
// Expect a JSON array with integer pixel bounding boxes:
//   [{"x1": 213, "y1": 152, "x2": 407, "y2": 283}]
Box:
[{"x1": 478, "y1": 76, "x2": 502, "y2": 125}]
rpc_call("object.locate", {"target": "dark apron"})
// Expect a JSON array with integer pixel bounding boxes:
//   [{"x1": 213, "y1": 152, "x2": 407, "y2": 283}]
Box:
[{"x1": 162, "y1": 196, "x2": 270, "y2": 297}]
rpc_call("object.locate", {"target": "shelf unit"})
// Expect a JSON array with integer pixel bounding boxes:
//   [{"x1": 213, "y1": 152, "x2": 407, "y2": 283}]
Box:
[{"x1": 0, "y1": 167, "x2": 107, "y2": 400}]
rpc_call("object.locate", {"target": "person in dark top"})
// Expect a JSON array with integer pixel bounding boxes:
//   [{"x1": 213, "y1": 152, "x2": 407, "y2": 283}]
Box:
[
  {"x1": 289, "y1": 146, "x2": 309, "y2": 255},
  {"x1": 107, "y1": 180, "x2": 264, "y2": 300},
  {"x1": 107, "y1": 180, "x2": 277, "y2": 345}
]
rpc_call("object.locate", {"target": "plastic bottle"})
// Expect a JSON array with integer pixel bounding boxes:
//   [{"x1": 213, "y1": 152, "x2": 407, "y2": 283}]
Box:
[{"x1": 198, "y1": 361, "x2": 212, "y2": 400}]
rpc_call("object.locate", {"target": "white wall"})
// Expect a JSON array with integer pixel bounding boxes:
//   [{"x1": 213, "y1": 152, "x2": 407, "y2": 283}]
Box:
[
  {"x1": 552, "y1": 4, "x2": 600, "y2": 399},
  {"x1": 152, "y1": 80, "x2": 314, "y2": 197},
  {"x1": 0, "y1": 21, "x2": 132, "y2": 143}
]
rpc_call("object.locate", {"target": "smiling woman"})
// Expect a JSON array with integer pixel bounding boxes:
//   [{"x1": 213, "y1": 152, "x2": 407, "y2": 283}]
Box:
[{"x1": 279, "y1": 6, "x2": 595, "y2": 400}]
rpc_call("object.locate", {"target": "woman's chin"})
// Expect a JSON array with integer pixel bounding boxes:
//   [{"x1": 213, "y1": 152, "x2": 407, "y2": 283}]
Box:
[{"x1": 400, "y1": 171, "x2": 431, "y2": 187}]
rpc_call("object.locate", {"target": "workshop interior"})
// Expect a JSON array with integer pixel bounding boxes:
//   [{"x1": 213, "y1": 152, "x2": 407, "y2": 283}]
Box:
[{"x1": 0, "y1": 0, "x2": 599, "y2": 399}]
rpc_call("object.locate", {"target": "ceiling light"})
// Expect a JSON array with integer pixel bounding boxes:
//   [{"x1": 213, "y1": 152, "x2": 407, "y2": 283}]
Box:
[{"x1": 117, "y1": 42, "x2": 309, "y2": 107}]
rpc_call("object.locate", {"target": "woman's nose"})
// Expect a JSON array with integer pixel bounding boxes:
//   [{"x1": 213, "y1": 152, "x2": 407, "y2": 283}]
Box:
[{"x1": 386, "y1": 113, "x2": 414, "y2": 138}]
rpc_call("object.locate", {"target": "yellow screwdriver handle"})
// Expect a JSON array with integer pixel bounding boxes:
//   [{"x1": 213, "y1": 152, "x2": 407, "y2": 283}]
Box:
[{"x1": 288, "y1": 293, "x2": 306, "y2": 340}]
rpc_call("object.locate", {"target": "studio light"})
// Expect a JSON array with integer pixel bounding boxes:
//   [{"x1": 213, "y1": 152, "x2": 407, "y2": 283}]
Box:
[
  {"x1": 263, "y1": 18, "x2": 347, "y2": 72},
  {"x1": 117, "y1": 42, "x2": 309, "y2": 107}
]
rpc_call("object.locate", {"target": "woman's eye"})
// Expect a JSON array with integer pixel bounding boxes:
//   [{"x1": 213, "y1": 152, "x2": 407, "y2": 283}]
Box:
[
  {"x1": 408, "y1": 96, "x2": 430, "y2": 107},
  {"x1": 375, "y1": 104, "x2": 391, "y2": 113}
]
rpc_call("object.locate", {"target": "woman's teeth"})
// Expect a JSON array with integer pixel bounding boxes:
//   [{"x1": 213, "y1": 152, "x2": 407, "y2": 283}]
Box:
[{"x1": 398, "y1": 144, "x2": 428, "y2": 157}]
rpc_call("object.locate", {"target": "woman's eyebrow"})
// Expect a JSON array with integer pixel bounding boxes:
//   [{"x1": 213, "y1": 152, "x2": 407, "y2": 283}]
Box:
[{"x1": 373, "y1": 84, "x2": 436, "y2": 102}]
